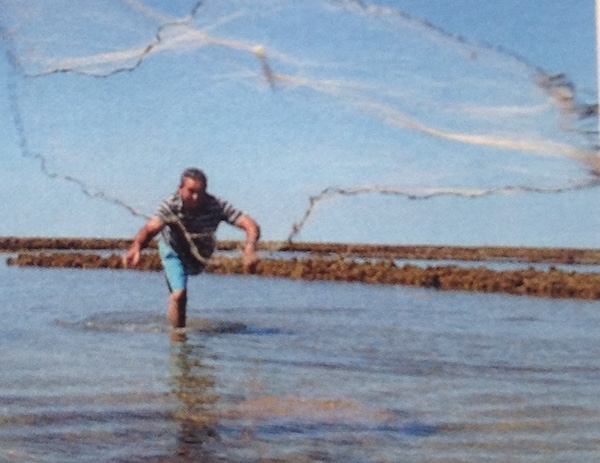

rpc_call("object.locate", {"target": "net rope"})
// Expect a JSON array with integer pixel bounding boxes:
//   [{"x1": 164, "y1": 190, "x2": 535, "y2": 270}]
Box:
[{"x1": 1, "y1": 0, "x2": 598, "y2": 243}]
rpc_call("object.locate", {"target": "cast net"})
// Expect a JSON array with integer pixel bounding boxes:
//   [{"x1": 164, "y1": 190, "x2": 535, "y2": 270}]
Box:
[{"x1": 1, "y1": 0, "x2": 598, "y2": 242}]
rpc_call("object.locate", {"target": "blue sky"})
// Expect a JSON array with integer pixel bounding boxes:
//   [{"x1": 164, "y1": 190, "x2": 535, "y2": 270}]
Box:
[{"x1": 0, "y1": 0, "x2": 598, "y2": 248}]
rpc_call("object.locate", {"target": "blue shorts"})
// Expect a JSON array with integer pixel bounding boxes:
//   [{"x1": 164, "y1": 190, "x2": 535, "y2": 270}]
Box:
[{"x1": 158, "y1": 240, "x2": 204, "y2": 293}]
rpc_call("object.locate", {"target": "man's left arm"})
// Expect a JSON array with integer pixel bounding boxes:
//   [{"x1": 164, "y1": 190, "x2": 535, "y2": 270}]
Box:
[{"x1": 236, "y1": 214, "x2": 261, "y2": 273}]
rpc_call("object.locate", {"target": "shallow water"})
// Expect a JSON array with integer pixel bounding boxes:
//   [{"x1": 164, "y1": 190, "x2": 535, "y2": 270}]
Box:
[{"x1": 1, "y1": 258, "x2": 600, "y2": 462}]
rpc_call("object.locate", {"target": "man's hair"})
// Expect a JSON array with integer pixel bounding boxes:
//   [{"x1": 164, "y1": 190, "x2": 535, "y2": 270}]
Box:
[{"x1": 180, "y1": 167, "x2": 207, "y2": 187}]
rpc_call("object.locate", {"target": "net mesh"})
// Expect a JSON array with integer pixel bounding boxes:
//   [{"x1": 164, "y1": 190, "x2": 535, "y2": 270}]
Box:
[{"x1": 2, "y1": 0, "x2": 598, "y2": 242}]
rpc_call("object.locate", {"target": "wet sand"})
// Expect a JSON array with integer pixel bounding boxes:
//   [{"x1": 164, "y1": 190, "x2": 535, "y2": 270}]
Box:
[{"x1": 4, "y1": 237, "x2": 600, "y2": 300}]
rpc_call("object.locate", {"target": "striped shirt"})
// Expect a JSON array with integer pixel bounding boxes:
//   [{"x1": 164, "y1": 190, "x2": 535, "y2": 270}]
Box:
[{"x1": 153, "y1": 192, "x2": 243, "y2": 269}]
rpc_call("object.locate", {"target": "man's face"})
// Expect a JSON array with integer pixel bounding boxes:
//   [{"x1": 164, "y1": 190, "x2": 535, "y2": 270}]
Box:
[{"x1": 179, "y1": 177, "x2": 206, "y2": 212}]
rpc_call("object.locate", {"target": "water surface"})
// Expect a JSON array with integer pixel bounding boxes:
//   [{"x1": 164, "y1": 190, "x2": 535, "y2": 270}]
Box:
[{"x1": 1, "y1": 259, "x2": 599, "y2": 462}]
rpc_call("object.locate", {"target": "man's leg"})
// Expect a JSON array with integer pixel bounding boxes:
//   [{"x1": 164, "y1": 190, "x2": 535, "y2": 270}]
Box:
[
  {"x1": 168, "y1": 289, "x2": 187, "y2": 328},
  {"x1": 159, "y1": 241, "x2": 189, "y2": 328}
]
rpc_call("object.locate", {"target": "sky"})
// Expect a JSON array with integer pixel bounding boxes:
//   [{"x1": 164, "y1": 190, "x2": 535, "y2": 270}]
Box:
[{"x1": 0, "y1": 0, "x2": 598, "y2": 248}]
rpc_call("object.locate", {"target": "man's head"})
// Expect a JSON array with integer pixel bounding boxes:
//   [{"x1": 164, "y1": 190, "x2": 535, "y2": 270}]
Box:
[{"x1": 179, "y1": 168, "x2": 207, "y2": 212}]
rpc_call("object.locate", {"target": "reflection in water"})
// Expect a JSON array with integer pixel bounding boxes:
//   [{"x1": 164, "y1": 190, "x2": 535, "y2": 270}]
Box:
[{"x1": 169, "y1": 332, "x2": 221, "y2": 461}]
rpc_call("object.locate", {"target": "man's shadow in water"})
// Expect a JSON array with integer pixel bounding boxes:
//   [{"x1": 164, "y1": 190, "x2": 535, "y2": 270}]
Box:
[{"x1": 169, "y1": 332, "x2": 221, "y2": 461}]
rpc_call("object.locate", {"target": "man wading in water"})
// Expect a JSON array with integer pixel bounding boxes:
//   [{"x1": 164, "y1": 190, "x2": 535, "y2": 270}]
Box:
[{"x1": 123, "y1": 168, "x2": 261, "y2": 329}]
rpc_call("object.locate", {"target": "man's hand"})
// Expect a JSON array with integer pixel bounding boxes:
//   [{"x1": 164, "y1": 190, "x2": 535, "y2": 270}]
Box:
[
  {"x1": 123, "y1": 218, "x2": 164, "y2": 269},
  {"x1": 243, "y1": 242, "x2": 259, "y2": 274},
  {"x1": 236, "y1": 214, "x2": 261, "y2": 274},
  {"x1": 123, "y1": 244, "x2": 141, "y2": 269}
]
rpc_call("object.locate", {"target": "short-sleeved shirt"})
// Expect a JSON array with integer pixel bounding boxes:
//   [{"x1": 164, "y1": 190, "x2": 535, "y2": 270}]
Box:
[{"x1": 153, "y1": 192, "x2": 243, "y2": 271}]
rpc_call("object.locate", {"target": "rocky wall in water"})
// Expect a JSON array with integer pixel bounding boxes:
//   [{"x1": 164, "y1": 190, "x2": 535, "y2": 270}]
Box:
[
  {"x1": 6, "y1": 251, "x2": 600, "y2": 300},
  {"x1": 2, "y1": 237, "x2": 600, "y2": 264}
]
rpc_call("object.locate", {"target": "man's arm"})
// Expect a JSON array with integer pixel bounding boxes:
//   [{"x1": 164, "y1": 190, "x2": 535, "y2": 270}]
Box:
[
  {"x1": 123, "y1": 217, "x2": 165, "y2": 269},
  {"x1": 236, "y1": 214, "x2": 261, "y2": 273}
]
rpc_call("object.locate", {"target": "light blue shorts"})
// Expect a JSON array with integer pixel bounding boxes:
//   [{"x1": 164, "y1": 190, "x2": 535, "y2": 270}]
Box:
[{"x1": 158, "y1": 240, "x2": 203, "y2": 293}]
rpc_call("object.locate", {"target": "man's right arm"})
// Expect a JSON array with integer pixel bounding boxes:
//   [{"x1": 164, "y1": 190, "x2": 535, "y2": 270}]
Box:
[{"x1": 123, "y1": 217, "x2": 164, "y2": 269}]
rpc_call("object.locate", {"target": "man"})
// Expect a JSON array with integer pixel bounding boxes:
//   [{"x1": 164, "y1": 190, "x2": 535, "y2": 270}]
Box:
[{"x1": 123, "y1": 168, "x2": 260, "y2": 328}]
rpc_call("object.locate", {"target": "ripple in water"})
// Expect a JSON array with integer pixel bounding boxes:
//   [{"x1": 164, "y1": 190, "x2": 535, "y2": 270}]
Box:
[{"x1": 53, "y1": 311, "x2": 275, "y2": 335}]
